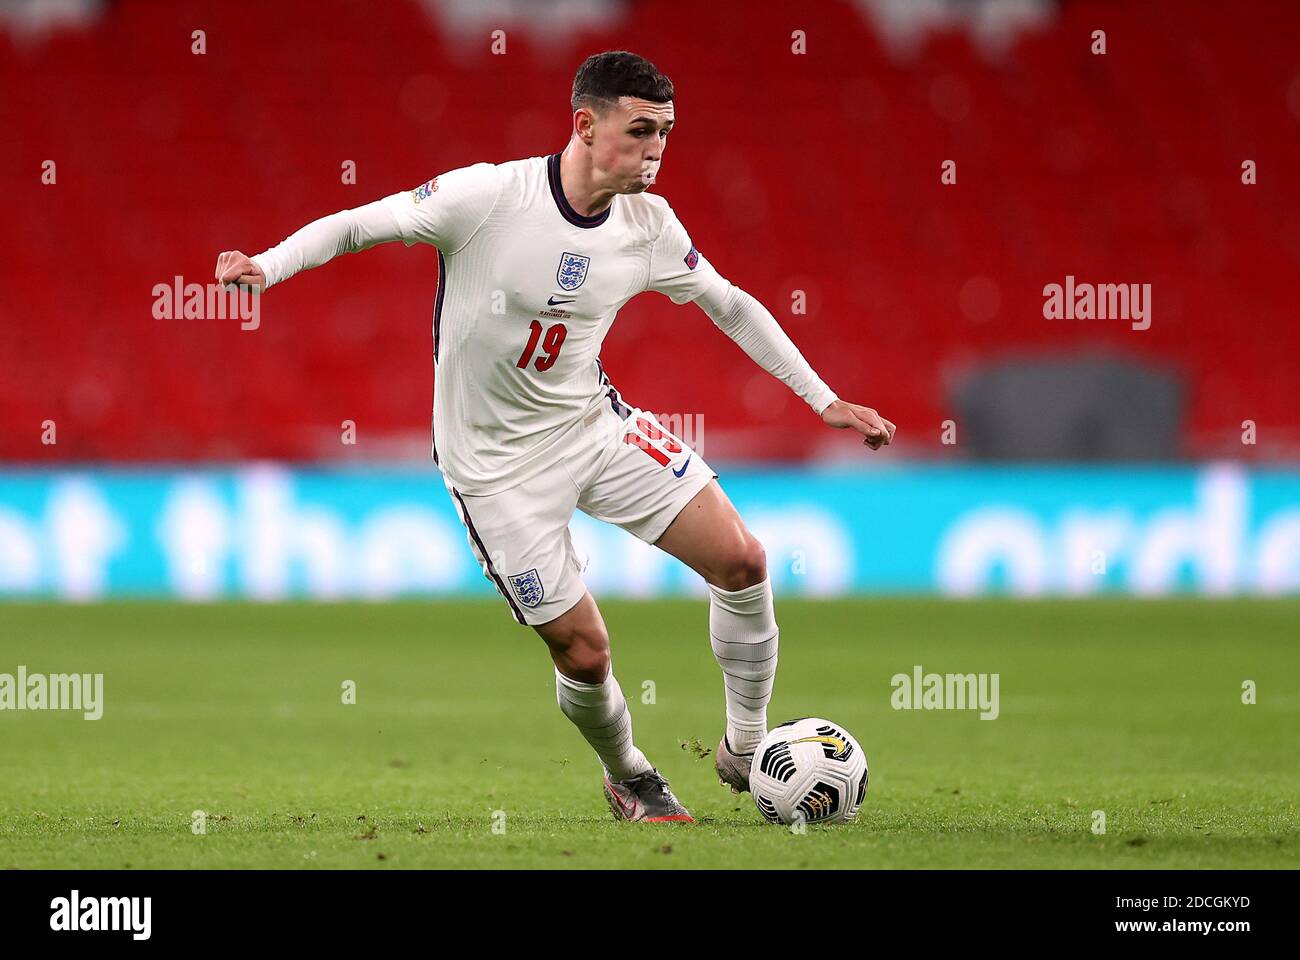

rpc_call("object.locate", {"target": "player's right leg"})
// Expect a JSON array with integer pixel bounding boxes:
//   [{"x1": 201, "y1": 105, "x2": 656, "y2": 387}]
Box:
[
  {"x1": 443, "y1": 467, "x2": 690, "y2": 822},
  {"x1": 532, "y1": 593, "x2": 693, "y2": 823}
]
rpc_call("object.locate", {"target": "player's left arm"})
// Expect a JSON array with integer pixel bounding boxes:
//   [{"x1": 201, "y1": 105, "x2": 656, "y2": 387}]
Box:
[
  {"x1": 646, "y1": 207, "x2": 895, "y2": 450},
  {"x1": 696, "y1": 282, "x2": 895, "y2": 449}
]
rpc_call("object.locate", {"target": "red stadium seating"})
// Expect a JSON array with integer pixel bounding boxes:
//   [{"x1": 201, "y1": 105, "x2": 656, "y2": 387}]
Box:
[{"x1": 2, "y1": 0, "x2": 1297, "y2": 462}]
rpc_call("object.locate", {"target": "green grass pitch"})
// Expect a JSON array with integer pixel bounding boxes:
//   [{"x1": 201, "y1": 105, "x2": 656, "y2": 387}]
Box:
[{"x1": 1, "y1": 598, "x2": 1296, "y2": 869}]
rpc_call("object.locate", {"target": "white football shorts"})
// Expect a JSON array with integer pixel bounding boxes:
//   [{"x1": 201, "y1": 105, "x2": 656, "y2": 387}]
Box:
[{"x1": 442, "y1": 395, "x2": 717, "y2": 627}]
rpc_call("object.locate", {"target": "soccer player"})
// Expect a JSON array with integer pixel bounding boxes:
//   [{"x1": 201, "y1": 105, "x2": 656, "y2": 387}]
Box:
[{"x1": 215, "y1": 51, "x2": 895, "y2": 823}]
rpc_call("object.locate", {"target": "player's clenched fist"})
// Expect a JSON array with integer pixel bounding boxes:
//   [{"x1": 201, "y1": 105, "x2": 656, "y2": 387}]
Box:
[
  {"x1": 214, "y1": 250, "x2": 266, "y2": 291},
  {"x1": 820, "y1": 399, "x2": 896, "y2": 451}
]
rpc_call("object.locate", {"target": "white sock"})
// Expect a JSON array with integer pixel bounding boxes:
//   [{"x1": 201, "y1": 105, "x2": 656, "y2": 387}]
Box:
[
  {"x1": 555, "y1": 667, "x2": 652, "y2": 782},
  {"x1": 708, "y1": 577, "x2": 778, "y2": 755}
]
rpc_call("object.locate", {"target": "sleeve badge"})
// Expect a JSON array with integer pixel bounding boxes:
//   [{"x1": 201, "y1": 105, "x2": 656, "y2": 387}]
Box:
[{"x1": 412, "y1": 178, "x2": 439, "y2": 203}]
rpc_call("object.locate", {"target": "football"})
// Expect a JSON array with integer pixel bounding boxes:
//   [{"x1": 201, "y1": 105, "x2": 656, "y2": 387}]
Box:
[{"x1": 749, "y1": 718, "x2": 869, "y2": 825}]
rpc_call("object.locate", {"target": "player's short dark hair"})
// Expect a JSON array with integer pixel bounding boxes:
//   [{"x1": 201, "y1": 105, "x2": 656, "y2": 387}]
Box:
[{"x1": 571, "y1": 51, "x2": 674, "y2": 113}]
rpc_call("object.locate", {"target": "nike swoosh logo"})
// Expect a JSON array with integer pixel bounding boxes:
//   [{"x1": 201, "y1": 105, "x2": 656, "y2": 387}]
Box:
[
  {"x1": 672, "y1": 456, "x2": 691, "y2": 478},
  {"x1": 791, "y1": 734, "x2": 849, "y2": 757},
  {"x1": 605, "y1": 778, "x2": 641, "y2": 820},
  {"x1": 547, "y1": 296, "x2": 576, "y2": 306}
]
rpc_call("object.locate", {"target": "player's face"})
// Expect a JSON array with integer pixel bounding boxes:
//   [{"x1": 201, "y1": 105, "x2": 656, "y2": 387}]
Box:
[{"x1": 591, "y1": 97, "x2": 674, "y2": 193}]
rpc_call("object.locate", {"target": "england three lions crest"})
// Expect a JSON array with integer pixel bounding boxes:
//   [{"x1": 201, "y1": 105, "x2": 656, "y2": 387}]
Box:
[
  {"x1": 556, "y1": 252, "x2": 590, "y2": 291},
  {"x1": 509, "y1": 568, "x2": 545, "y2": 608}
]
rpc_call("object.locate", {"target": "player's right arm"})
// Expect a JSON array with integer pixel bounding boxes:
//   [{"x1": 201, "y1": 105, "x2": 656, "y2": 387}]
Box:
[{"x1": 214, "y1": 162, "x2": 502, "y2": 291}]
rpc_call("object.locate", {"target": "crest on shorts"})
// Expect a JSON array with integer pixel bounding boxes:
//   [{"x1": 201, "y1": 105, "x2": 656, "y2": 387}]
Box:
[
  {"x1": 508, "y1": 568, "x2": 545, "y2": 608},
  {"x1": 556, "y1": 252, "x2": 590, "y2": 291}
]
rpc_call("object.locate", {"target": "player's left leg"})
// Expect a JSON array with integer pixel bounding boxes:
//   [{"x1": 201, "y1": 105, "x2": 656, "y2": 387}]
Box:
[
  {"x1": 652, "y1": 480, "x2": 776, "y2": 793},
  {"x1": 575, "y1": 407, "x2": 776, "y2": 793}
]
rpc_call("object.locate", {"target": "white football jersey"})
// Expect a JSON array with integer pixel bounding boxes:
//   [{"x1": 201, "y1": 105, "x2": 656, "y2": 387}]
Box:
[{"x1": 382, "y1": 154, "x2": 731, "y2": 496}]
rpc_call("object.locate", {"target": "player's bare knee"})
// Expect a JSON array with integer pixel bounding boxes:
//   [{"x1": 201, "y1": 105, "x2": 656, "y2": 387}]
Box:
[
  {"x1": 711, "y1": 534, "x2": 767, "y2": 591},
  {"x1": 539, "y1": 613, "x2": 610, "y2": 682},
  {"x1": 555, "y1": 629, "x2": 610, "y2": 683}
]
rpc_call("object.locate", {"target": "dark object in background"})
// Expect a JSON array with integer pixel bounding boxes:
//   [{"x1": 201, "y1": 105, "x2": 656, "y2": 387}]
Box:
[{"x1": 951, "y1": 353, "x2": 1184, "y2": 460}]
